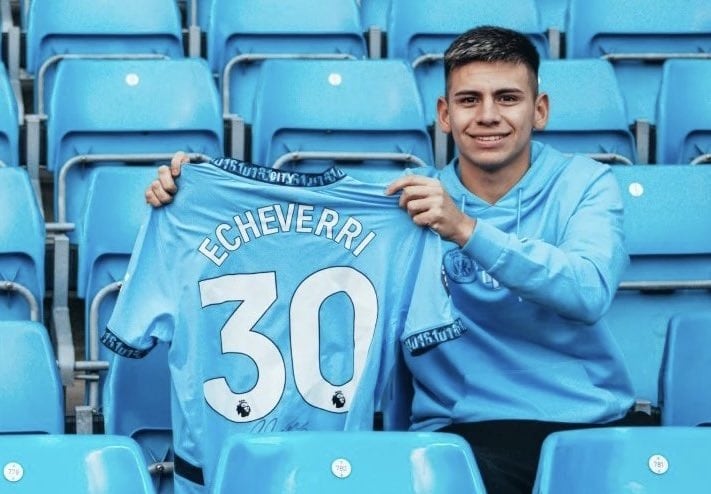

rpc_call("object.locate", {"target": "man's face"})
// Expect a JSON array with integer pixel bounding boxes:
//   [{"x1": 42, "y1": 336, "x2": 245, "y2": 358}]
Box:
[{"x1": 437, "y1": 61, "x2": 548, "y2": 175}]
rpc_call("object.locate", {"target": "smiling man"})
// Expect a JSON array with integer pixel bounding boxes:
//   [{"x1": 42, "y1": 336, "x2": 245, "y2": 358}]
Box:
[{"x1": 385, "y1": 26, "x2": 646, "y2": 493}]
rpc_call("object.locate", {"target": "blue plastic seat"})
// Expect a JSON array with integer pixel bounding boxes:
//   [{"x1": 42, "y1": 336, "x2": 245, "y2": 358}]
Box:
[
  {"x1": 46, "y1": 57, "x2": 223, "y2": 242},
  {"x1": 566, "y1": 0, "x2": 711, "y2": 126},
  {"x1": 251, "y1": 58, "x2": 433, "y2": 180},
  {"x1": 25, "y1": 0, "x2": 184, "y2": 113},
  {"x1": 386, "y1": 0, "x2": 549, "y2": 125},
  {"x1": 210, "y1": 431, "x2": 487, "y2": 493},
  {"x1": 608, "y1": 165, "x2": 711, "y2": 407},
  {"x1": 0, "y1": 62, "x2": 19, "y2": 168},
  {"x1": 0, "y1": 321, "x2": 63, "y2": 433},
  {"x1": 78, "y1": 166, "x2": 173, "y2": 493},
  {"x1": 103, "y1": 343, "x2": 173, "y2": 494},
  {"x1": 206, "y1": 0, "x2": 366, "y2": 124},
  {"x1": 0, "y1": 434, "x2": 156, "y2": 493},
  {"x1": 533, "y1": 427, "x2": 711, "y2": 493},
  {"x1": 0, "y1": 168, "x2": 45, "y2": 322},
  {"x1": 655, "y1": 60, "x2": 711, "y2": 164},
  {"x1": 536, "y1": 59, "x2": 636, "y2": 164},
  {"x1": 659, "y1": 311, "x2": 711, "y2": 426},
  {"x1": 359, "y1": 0, "x2": 389, "y2": 32}
]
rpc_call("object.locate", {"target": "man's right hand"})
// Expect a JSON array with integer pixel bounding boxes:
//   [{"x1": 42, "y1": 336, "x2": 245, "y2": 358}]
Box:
[{"x1": 145, "y1": 151, "x2": 189, "y2": 207}]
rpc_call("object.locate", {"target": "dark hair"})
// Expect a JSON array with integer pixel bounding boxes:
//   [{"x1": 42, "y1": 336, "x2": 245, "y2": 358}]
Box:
[{"x1": 444, "y1": 25, "x2": 540, "y2": 94}]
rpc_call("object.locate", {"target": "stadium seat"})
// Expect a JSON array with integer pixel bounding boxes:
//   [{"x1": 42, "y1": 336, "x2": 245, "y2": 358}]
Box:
[
  {"x1": 206, "y1": 0, "x2": 367, "y2": 128},
  {"x1": 566, "y1": 0, "x2": 711, "y2": 126},
  {"x1": 386, "y1": 0, "x2": 549, "y2": 126},
  {"x1": 103, "y1": 343, "x2": 173, "y2": 494},
  {"x1": 0, "y1": 62, "x2": 19, "y2": 168},
  {"x1": 78, "y1": 166, "x2": 155, "y2": 367},
  {"x1": 210, "y1": 431, "x2": 487, "y2": 493},
  {"x1": 0, "y1": 321, "x2": 63, "y2": 434},
  {"x1": 251, "y1": 58, "x2": 433, "y2": 180},
  {"x1": 25, "y1": 0, "x2": 184, "y2": 113},
  {"x1": 46, "y1": 57, "x2": 223, "y2": 243},
  {"x1": 659, "y1": 311, "x2": 711, "y2": 426},
  {"x1": 78, "y1": 166, "x2": 173, "y2": 493},
  {"x1": 533, "y1": 427, "x2": 711, "y2": 493},
  {"x1": 655, "y1": 59, "x2": 711, "y2": 164},
  {"x1": 608, "y1": 165, "x2": 711, "y2": 408},
  {"x1": 0, "y1": 434, "x2": 156, "y2": 493},
  {"x1": 536, "y1": 59, "x2": 637, "y2": 164},
  {"x1": 0, "y1": 167, "x2": 45, "y2": 322}
]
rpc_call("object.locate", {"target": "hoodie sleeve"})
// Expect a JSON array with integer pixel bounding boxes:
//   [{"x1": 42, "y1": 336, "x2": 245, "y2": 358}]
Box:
[{"x1": 460, "y1": 166, "x2": 629, "y2": 324}]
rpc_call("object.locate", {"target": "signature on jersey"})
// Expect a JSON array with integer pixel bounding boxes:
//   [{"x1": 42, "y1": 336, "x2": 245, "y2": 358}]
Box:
[{"x1": 249, "y1": 417, "x2": 310, "y2": 433}]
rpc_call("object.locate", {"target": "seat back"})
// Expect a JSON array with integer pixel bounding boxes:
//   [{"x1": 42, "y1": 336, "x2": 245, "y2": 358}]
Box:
[
  {"x1": 211, "y1": 431, "x2": 487, "y2": 493},
  {"x1": 608, "y1": 165, "x2": 711, "y2": 406},
  {"x1": 659, "y1": 311, "x2": 711, "y2": 426},
  {"x1": 46, "y1": 57, "x2": 223, "y2": 242},
  {"x1": 566, "y1": 0, "x2": 711, "y2": 125},
  {"x1": 533, "y1": 427, "x2": 711, "y2": 493},
  {"x1": 206, "y1": 0, "x2": 366, "y2": 123},
  {"x1": 78, "y1": 166, "x2": 155, "y2": 363},
  {"x1": 25, "y1": 0, "x2": 184, "y2": 113},
  {"x1": 0, "y1": 321, "x2": 63, "y2": 433},
  {"x1": 0, "y1": 168, "x2": 45, "y2": 321},
  {"x1": 386, "y1": 0, "x2": 548, "y2": 125},
  {"x1": 537, "y1": 59, "x2": 636, "y2": 164},
  {"x1": 251, "y1": 58, "x2": 433, "y2": 180},
  {"x1": 0, "y1": 434, "x2": 156, "y2": 493},
  {"x1": 78, "y1": 167, "x2": 173, "y2": 491},
  {"x1": 656, "y1": 59, "x2": 711, "y2": 164},
  {"x1": 0, "y1": 62, "x2": 19, "y2": 168}
]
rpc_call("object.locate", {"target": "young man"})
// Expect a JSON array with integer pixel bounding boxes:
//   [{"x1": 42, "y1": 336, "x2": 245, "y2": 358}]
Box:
[{"x1": 146, "y1": 26, "x2": 644, "y2": 493}]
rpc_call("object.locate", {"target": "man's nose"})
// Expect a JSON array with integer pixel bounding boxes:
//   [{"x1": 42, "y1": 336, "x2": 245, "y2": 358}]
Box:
[{"x1": 476, "y1": 97, "x2": 501, "y2": 124}]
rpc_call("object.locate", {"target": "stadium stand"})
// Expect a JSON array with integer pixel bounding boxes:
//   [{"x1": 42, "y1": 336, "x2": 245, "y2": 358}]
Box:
[
  {"x1": 250, "y1": 58, "x2": 433, "y2": 180},
  {"x1": 0, "y1": 434, "x2": 157, "y2": 493},
  {"x1": 77, "y1": 166, "x2": 173, "y2": 492},
  {"x1": 210, "y1": 431, "x2": 487, "y2": 493},
  {"x1": 566, "y1": 0, "x2": 711, "y2": 130},
  {"x1": 659, "y1": 311, "x2": 711, "y2": 426},
  {"x1": 0, "y1": 167, "x2": 45, "y2": 322},
  {"x1": 533, "y1": 427, "x2": 711, "y2": 493},
  {"x1": 655, "y1": 59, "x2": 711, "y2": 165},
  {"x1": 535, "y1": 0, "x2": 568, "y2": 33},
  {"x1": 0, "y1": 61, "x2": 19, "y2": 168},
  {"x1": 0, "y1": 320, "x2": 63, "y2": 434},
  {"x1": 386, "y1": 0, "x2": 549, "y2": 165},
  {"x1": 536, "y1": 58, "x2": 637, "y2": 164},
  {"x1": 608, "y1": 165, "x2": 711, "y2": 409},
  {"x1": 206, "y1": 0, "x2": 367, "y2": 158}
]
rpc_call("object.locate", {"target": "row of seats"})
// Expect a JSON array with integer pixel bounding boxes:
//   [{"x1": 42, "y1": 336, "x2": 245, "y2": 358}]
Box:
[
  {"x1": 0, "y1": 54, "x2": 708, "y2": 191},
  {"x1": 4, "y1": 426, "x2": 711, "y2": 493},
  {"x1": 2, "y1": 0, "x2": 708, "y2": 124}
]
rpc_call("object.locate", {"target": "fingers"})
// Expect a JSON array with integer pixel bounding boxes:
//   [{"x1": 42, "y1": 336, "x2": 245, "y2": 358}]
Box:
[
  {"x1": 170, "y1": 151, "x2": 189, "y2": 177},
  {"x1": 385, "y1": 175, "x2": 439, "y2": 196},
  {"x1": 144, "y1": 165, "x2": 177, "y2": 207}
]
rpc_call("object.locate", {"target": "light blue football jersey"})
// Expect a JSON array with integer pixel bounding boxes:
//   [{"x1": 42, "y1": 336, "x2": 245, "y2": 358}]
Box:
[{"x1": 103, "y1": 159, "x2": 462, "y2": 492}]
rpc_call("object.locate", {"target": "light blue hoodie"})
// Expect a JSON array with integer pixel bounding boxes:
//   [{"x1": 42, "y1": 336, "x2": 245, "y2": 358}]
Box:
[{"x1": 404, "y1": 141, "x2": 635, "y2": 431}]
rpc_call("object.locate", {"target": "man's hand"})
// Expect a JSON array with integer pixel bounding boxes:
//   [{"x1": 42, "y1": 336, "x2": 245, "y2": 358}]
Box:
[
  {"x1": 145, "y1": 151, "x2": 189, "y2": 207},
  {"x1": 385, "y1": 174, "x2": 476, "y2": 247}
]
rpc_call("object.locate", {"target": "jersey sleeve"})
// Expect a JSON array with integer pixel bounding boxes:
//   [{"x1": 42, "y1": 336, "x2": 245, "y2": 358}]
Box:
[
  {"x1": 102, "y1": 208, "x2": 177, "y2": 358},
  {"x1": 380, "y1": 230, "x2": 465, "y2": 429}
]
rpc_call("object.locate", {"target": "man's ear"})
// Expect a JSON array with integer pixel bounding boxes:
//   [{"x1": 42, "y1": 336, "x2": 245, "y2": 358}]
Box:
[
  {"x1": 533, "y1": 92, "x2": 549, "y2": 131},
  {"x1": 436, "y1": 96, "x2": 452, "y2": 133}
]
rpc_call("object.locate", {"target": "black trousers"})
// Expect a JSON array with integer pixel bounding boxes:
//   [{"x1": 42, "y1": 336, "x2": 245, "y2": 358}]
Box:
[{"x1": 438, "y1": 410, "x2": 657, "y2": 494}]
